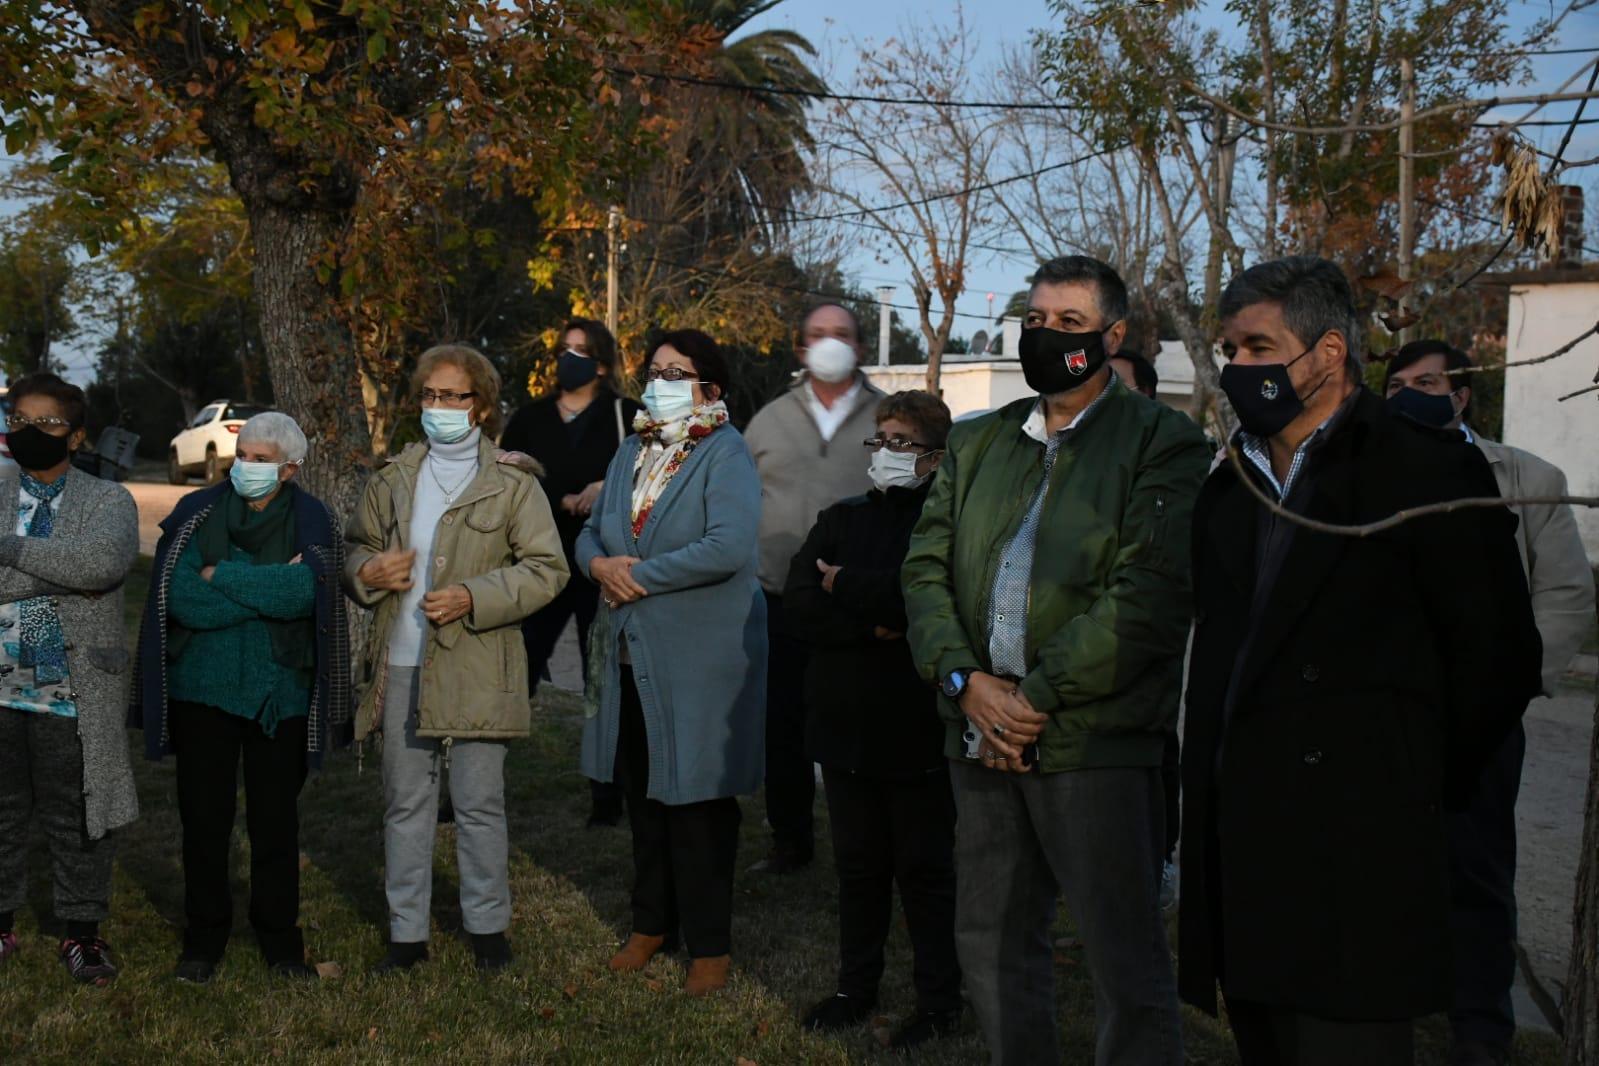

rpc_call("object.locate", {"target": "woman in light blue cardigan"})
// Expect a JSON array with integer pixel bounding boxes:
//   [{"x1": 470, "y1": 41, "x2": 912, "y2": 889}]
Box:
[{"x1": 576, "y1": 329, "x2": 765, "y2": 996}]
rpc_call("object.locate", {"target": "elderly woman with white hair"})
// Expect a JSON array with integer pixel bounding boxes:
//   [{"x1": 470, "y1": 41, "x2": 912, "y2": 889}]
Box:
[{"x1": 133, "y1": 411, "x2": 350, "y2": 984}]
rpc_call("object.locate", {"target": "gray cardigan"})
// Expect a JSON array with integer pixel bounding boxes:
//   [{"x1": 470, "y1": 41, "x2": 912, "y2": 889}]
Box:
[
  {"x1": 0, "y1": 468, "x2": 141, "y2": 839},
  {"x1": 575, "y1": 425, "x2": 767, "y2": 805},
  {"x1": 743, "y1": 374, "x2": 883, "y2": 592}
]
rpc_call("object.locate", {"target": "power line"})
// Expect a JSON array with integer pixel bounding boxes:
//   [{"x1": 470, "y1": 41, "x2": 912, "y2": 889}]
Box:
[{"x1": 605, "y1": 66, "x2": 1087, "y2": 112}]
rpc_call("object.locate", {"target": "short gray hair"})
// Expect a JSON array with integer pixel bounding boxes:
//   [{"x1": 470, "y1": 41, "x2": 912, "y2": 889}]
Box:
[
  {"x1": 1219, "y1": 256, "x2": 1364, "y2": 371},
  {"x1": 238, "y1": 411, "x2": 308, "y2": 465}
]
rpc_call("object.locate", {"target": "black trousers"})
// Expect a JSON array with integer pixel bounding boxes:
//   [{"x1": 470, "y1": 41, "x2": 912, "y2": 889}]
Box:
[
  {"x1": 522, "y1": 566, "x2": 619, "y2": 814},
  {"x1": 1226, "y1": 997, "x2": 1415, "y2": 1066},
  {"x1": 822, "y1": 766, "x2": 961, "y2": 1011},
  {"x1": 172, "y1": 702, "x2": 308, "y2": 965},
  {"x1": 1447, "y1": 721, "x2": 1526, "y2": 1048},
  {"x1": 761, "y1": 592, "x2": 813, "y2": 858},
  {"x1": 614, "y1": 668, "x2": 741, "y2": 958},
  {"x1": 521, "y1": 565, "x2": 600, "y2": 691}
]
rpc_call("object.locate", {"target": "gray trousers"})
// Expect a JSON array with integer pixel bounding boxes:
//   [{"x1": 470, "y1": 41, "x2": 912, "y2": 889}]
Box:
[
  {"x1": 0, "y1": 708, "x2": 116, "y2": 923},
  {"x1": 381, "y1": 667, "x2": 510, "y2": 943},
  {"x1": 950, "y1": 761, "x2": 1181, "y2": 1066}
]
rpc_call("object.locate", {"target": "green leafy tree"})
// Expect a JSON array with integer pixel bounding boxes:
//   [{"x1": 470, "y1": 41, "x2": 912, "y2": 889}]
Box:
[
  {"x1": 0, "y1": 215, "x2": 78, "y2": 380},
  {"x1": 1, "y1": 1, "x2": 680, "y2": 509}
]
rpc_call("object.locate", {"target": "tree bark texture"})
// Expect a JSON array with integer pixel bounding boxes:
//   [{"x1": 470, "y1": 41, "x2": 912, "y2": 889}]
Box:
[
  {"x1": 248, "y1": 203, "x2": 372, "y2": 522},
  {"x1": 1567, "y1": 592, "x2": 1599, "y2": 1065}
]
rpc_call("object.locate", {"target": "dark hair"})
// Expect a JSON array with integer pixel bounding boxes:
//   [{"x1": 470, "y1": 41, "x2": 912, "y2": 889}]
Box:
[
  {"x1": 1219, "y1": 255, "x2": 1363, "y2": 370},
  {"x1": 876, "y1": 390, "x2": 953, "y2": 450},
  {"x1": 1385, "y1": 338, "x2": 1473, "y2": 418},
  {"x1": 8, "y1": 371, "x2": 87, "y2": 431},
  {"x1": 1029, "y1": 256, "x2": 1130, "y2": 327},
  {"x1": 1113, "y1": 349, "x2": 1159, "y2": 398},
  {"x1": 647, "y1": 329, "x2": 731, "y2": 401},
  {"x1": 560, "y1": 317, "x2": 622, "y2": 391},
  {"x1": 796, "y1": 302, "x2": 863, "y2": 347}
]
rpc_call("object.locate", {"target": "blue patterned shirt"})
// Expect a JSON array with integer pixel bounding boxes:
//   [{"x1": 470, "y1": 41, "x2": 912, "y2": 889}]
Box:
[
  {"x1": 986, "y1": 376, "x2": 1120, "y2": 677},
  {"x1": 0, "y1": 489, "x2": 76, "y2": 717}
]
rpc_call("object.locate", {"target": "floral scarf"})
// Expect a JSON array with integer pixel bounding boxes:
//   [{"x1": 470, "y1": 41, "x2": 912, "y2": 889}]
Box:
[
  {"x1": 629, "y1": 401, "x2": 729, "y2": 538},
  {"x1": 17, "y1": 472, "x2": 68, "y2": 684}
]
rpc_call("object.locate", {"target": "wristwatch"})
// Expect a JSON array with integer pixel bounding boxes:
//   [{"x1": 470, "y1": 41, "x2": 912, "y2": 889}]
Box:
[{"x1": 941, "y1": 668, "x2": 972, "y2": 701}]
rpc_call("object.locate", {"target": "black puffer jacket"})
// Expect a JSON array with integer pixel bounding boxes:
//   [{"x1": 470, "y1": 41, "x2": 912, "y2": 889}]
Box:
[{"x1": 783, "y1": 485, "x2": 942, "y2": 778}]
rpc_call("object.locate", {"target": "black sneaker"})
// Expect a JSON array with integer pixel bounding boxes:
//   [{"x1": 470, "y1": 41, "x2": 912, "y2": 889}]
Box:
[
  {"x1": 889, "y1": 1008, "x2": 962, "y2": 1051},
  {"x1": 801, "y1": 992, "x2": 876, "y2": 1032},
  {"x1": 174, "y1": 957, "x2": 216, "y2": 984},
  {"x1": 373, "y1": 941, "x2": 429, "y2": 974},
  {"x1": 470, "y1": 931, "x2": 513, "y2": 973},
  {"x1": 59, "y1": 936, "x2": 118, "y2": 986}
]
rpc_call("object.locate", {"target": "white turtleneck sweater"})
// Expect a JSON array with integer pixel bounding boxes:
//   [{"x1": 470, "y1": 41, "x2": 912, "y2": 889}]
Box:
[{"x1": 388, "y1": 429, "x2": 481, "y2": 667}]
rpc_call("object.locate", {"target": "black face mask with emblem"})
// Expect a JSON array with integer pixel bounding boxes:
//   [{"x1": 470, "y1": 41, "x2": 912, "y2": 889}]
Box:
[
  {"x1": 1018, "y1": 327, "x2": 1109, "y2": 395},
  {"x1": 1218, "y1": 334, "x2": 1333, "y2": 438}
]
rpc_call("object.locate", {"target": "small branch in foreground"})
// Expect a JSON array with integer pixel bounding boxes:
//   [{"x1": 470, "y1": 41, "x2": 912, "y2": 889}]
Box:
[
  {"x1": 1558, "y1": 384, "x2": 1599, "y2": 402},
  {"x1": 1213, "y1": 407, "x2": 1599, "y2": 539}
]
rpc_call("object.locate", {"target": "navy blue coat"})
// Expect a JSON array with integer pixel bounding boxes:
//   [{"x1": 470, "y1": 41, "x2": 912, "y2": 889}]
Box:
[{"x1": 129, "y1": 481, "x2": 351, "y2": 767}]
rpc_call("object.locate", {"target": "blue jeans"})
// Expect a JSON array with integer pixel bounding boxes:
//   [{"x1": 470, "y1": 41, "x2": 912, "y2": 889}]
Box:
[{"x1": 950, "y1": 761, "x2": 1181, "y2": 1066}]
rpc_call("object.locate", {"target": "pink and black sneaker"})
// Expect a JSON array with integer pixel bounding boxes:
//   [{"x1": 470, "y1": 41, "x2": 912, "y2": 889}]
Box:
[
  {"x1": 59, "y1": 936, "x2": 117, "y2": 986},
  {"x1": 0, "y1": 931, "x2": 18, "y2": 964}
]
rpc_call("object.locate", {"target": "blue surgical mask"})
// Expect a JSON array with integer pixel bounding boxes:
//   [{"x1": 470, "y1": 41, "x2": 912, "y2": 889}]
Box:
[
  {"x1": 642, "y1": 379, "x2": 696, "y2": 423},
  {"x1": 230, "y1": 459, "x2": 285, "y2": 500},
  {"x1": 420, "y1": 407, "x2": 474, "y2": 444}
]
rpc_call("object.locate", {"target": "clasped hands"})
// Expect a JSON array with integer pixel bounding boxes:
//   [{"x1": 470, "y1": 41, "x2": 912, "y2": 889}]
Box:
[
  {"x1": 590, "y1": 555, "x2": 648, "y2": 607},
  {"x1": 959, "y1": 672, "x2": 1047, "y2": 774}
]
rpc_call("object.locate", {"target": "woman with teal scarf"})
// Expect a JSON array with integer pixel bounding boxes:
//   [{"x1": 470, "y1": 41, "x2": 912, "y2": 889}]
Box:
[{"x1": 163, "y1": 412, "x2": 324, "y2": 983}]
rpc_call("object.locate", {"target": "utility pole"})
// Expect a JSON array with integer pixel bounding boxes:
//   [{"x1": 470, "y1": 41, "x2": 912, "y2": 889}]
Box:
[
  {"x1": 876, "y1": 286, "x2": 895, "y2": 366},
  {"x1": 1398, "y1": 58, "x2": 1416, "y2": 343},
  {"x1": 605, "y1": 205, "x2": 622, "y2": 338}
]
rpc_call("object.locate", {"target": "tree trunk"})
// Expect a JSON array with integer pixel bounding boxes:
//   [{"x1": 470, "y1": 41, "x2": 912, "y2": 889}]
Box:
[
  {"x1": 248, "y1": 203, "x2": 371, "y2": 520},
  {"x1": 1567, "y1": 589, "x2": 1599, "y2": 1065}
]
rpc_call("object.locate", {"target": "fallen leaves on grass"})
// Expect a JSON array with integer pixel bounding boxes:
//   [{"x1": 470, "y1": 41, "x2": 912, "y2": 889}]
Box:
[
  {"x1": 870, "y1": 1015, "x2": 893, "y2": 1048},
  {"x1": 562, "y1": 982, "x2": 578, "y2": 999},
  {"x1": 314, "y1": 961, "x2": 343, "y2": 980}
]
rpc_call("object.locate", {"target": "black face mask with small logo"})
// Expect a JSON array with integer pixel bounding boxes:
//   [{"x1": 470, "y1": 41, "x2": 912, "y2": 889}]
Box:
[
  {"x1": 1218, "y1": 334, "x2": 1333, "y2": 438},
  {"x1": 1018, "y1": 327, "x2": 1108, "y2": 395}
]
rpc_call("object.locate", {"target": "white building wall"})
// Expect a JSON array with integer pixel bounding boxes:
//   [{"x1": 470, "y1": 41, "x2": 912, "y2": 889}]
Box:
[{"x1": 1501, "y1": 281, "x2": 1599, "y2": 562}]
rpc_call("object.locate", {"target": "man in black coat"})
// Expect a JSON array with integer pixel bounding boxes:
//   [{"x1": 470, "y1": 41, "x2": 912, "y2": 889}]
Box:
[{"x1": 1180, "y1": 256, "x2": 1541, "y2": 1065}]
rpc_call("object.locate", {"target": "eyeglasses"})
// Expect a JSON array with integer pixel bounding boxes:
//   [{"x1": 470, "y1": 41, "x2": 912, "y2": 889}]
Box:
[
  {"x1": 645, "y1": 367, "x2": 699, "y2": 382},
  {"x1": 5, "y1": 414, "x2": 73, "y2": 435},
  {"x1": 864, "y1": 435, "x2": 932, "y2": 453},
  {"x1": 418, "y1": 388, "x2": 477, "y2": 406}
]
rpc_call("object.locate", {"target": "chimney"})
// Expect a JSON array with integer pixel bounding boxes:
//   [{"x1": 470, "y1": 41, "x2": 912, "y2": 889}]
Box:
[{"x1": 1547, "y1": 184, "x2": 1584, "y2": 266}]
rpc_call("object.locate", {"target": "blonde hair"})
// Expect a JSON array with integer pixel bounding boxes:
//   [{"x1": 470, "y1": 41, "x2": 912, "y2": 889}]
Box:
[{"x1": 413, "y1": 344, "x2": 503, "y2": 439}]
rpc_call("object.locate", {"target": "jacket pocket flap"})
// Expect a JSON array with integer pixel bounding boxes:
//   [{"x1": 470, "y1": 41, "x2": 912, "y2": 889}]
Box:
[
  {"x1": 464, "y1": 505, "x2": 505, "y2": 533},
  {"x1": 87, "y1": 645, "x2": 129, "y2": 673}
]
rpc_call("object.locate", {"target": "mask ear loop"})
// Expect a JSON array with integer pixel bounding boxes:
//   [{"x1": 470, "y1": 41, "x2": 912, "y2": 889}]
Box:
[{"x1": 1289, "y1": 331, "x2": 1339, "y2": 407}]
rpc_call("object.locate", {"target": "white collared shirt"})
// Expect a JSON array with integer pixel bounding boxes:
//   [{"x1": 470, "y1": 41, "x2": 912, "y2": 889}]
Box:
[{"x1": 801, "y1": 376, "x2": 863, "y2": 443}]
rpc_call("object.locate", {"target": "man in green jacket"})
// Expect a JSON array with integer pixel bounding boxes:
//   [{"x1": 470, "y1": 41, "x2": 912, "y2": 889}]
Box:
[{"x1": 903, "y1": 256, "x2": 1210, "y2": 1065}]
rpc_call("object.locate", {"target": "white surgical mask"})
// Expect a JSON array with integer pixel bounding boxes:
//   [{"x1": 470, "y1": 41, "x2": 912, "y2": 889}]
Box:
[
  {"x1": 230, "y1": 459, "x2": 285, "y2": 500},
  {"x1": 420, "y1": 407, "x2": 473, "y2": 444},
  {"x1": 805, "y1": 337, "x2": 858, "y2": 384},
  {"x1": 642, "y1": 379, "x2": 696, "y2": 423},
  {"x1": 867, "y1": 448, "x2": 929, "y2": 492}
]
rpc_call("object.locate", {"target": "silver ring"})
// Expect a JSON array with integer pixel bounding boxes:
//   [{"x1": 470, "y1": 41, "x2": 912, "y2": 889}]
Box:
[{"x1": 992, "y1": 724, "x2": 1006, "y2": 737}]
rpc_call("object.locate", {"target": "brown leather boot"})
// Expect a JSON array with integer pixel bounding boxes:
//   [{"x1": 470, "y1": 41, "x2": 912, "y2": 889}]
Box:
[
  {"x1": 683, "y1": 954, "x2": 730, "y2": 996},
  {"x1": 608, "y1": 933, "x2": 666, "y2": 973}
]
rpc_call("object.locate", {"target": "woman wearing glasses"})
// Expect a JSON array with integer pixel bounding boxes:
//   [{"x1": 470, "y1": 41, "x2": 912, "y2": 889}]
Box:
[
  {"x1": 576, "y1": 329, "x2": 765, "y2": 996},
  {"x1": 0, "y1": 373, "x2": 138, "y2": 986},
  {"x1": 499, "y1": 319, "x2": 640, "y2": 826},
  {"x1": 783, "y1": 391, "x2": 962, "y2": 1050},
  {"x1": 344, "y1": 344, "x2": 568, "y2": 974}
]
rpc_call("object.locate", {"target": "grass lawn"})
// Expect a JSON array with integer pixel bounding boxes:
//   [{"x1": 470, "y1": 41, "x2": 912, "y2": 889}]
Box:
[{"x1": 0, "y1": 556, "x2": 1567, "y2": 1063}]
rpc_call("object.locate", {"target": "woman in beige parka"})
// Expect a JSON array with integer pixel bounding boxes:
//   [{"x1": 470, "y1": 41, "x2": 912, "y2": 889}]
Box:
[{"x1": 343, "y1": 344, "x2": 568, "y2": 974}]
